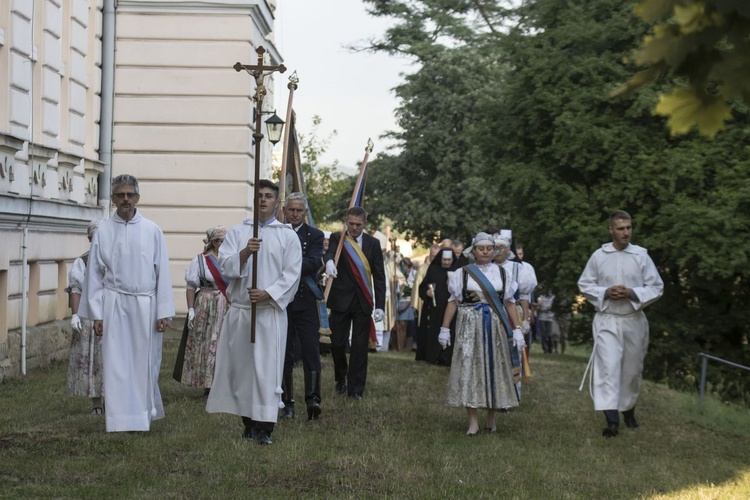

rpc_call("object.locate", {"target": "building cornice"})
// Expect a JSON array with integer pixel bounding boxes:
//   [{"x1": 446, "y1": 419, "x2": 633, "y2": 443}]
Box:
[
  {"x1": 116, "y1": 0, "x2": 282, "y2": 65},
  {"x1": 0, "y1": 195, "x2": 103, "y2": 231}
]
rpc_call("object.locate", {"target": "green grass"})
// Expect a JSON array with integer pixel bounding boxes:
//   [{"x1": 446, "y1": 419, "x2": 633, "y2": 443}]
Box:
[{"x1": 1, "y1": 342, "x2": 748, "y2": 499}]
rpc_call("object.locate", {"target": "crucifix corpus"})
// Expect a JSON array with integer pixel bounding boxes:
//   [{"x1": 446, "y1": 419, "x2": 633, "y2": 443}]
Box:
[{"x1": 234, "y1": 46, "x2": 286, "y2": 343}]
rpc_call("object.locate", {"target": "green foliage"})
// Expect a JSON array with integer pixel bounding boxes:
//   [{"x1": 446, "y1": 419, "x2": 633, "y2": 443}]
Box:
[
  {"x1": 363, "y1": 0, "x2": 750, "y2": 401},
  {"x1": 613, "y1": 0, "x2": 750, "y2": 138}
]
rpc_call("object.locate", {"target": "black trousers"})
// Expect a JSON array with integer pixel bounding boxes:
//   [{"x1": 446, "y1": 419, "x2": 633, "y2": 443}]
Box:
[
  {"x1": 242, "y1": 416, "x2": 274, "y2": 434},
  {"x1": 284, "y1": 305, "x2": 322, "y2": 377},
  {"x1": 329, "y1": 303, "x2": 371, "y2": 395}
]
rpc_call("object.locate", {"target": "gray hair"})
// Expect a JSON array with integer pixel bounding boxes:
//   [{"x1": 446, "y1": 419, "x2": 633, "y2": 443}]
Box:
[
  {"x1": 285, "y1": 192, "x2": 308, "y2": 209},
  {"x1": 87, "y1": 218, "x2": 103, "y2": 240},
  {"x1": 111, "y1": 174, "x2": 139, "y2": 194}
]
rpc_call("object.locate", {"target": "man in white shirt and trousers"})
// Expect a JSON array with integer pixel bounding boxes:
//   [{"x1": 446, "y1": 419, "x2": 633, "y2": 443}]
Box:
[
  {"x1": 79, "y1": 174, "x2": 175, "y2": 432},
  {"x1": 578, "y1": 210, "x2": 663, "y2": 437}
]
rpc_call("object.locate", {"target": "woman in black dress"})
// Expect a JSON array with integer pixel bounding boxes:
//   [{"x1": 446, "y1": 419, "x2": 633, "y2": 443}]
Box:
[{"x1": 419, "y1": 248, "x2": 456, "y2": 364}]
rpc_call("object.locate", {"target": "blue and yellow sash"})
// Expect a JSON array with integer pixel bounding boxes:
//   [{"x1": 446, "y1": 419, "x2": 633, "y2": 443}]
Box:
[
  {"x1": 463, "y1": 265, "x2": 520, "y2": 371},
  {"x1": 344, "y1": 234, "x2": 377, "y2": 345}
]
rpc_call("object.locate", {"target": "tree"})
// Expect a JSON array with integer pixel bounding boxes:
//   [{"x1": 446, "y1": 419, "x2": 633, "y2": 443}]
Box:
[
  {"x1": 364, "y1": 0, "x2": 750, "y2": 400},
  {"x1": 613, "y1": 0, "x2": 750, "y2": 138}
]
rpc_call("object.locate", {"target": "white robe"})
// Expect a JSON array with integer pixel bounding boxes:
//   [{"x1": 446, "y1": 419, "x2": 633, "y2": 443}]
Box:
[
  {"x1": 78, "y1": 211, "x2": 175, "y2": 432},
  {"x1": 500, "y1": 260, "x2": 537, "y2": 302},
  {"x1": 578, "y1": 242, "x2": 663, "y2": 411},
  {"x1": 206, "y1": 218, "x2": 301, "y2": 423}
]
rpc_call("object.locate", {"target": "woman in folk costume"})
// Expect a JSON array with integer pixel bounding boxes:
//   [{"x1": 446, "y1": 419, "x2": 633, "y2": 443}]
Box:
[
  {"x1": 173, "y1": 226, "x2": 230, "y2": 394},
  {"x1": 67, "y1": 219, "x2": 105, "y2": 414},
  {"x1": 419, "y1": 247, "x2": 456, "y2": 365},
  {"x1": 440, "y1": 233, "x2": 526, "y2": 435},
  {"x1": 494, "y1": 235, "x2": 536, "y2": 397}
]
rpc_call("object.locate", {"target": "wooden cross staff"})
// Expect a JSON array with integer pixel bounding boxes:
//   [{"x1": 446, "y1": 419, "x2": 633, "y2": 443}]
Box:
[{"x1": 234, "y1": 46, "x2": 286, "y2": 343}]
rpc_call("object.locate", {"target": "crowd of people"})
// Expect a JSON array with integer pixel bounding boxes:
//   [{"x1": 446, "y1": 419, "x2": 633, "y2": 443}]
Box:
[{"x1": 68, "y1": 175, "x2": 663, "y2": 442}]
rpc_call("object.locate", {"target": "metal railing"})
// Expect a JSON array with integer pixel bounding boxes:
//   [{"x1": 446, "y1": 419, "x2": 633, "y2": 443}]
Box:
[{"x1": 697, "y1": 353, "x2": 750, "y2": 410}]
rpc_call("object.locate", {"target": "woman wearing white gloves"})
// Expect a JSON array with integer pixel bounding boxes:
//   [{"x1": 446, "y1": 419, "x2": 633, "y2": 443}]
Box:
[
  {"x1": 440, "y1": 233, "x2": 524, "y2": 436},
  {"x1": 67, "y1": 219, "x2": 104, "y2": 414},
  {"x1": 173, "y1": 226, "x2": 230, "y2": 394}
]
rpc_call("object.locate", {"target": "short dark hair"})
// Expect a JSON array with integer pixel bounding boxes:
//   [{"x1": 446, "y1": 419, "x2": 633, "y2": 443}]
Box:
[
  {"x1": 485, "y1": 226, "x2": 499, "y2": 235},
  {"x1": 257, "y1": 179, "x2": 279, "y2": 199},
  {"x1": 608, "y1": 210, "x2": 632, "y2": 227},
  {"x1": 346, "y1": 206, "x2": 368, "y2": 221}
]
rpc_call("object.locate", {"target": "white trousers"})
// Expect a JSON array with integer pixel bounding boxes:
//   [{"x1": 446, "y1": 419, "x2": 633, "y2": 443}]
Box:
[{"x1": 592, "y1": 311, "x2": 649, "y2": 411}]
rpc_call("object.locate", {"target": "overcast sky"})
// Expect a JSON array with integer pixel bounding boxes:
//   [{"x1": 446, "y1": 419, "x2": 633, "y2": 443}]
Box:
[{"x1": 276, "y1": 0, "x2": 413, "y2": 172}]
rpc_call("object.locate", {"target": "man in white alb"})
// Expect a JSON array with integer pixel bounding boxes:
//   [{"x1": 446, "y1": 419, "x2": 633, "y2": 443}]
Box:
[
  {"x1": 206, "y1": 179, "x2": 302, "y2": 445},
  {"x1": 79, "y1": 174, "x2": 175, "y2": 432},
  {"x1": 578, "y1": 210, "x2": 663, "y2": 437}
]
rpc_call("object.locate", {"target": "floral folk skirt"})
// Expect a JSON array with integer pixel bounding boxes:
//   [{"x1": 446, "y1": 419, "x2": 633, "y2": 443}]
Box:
[
  {"x1": 67, "y1": 319, "x2": 103, "y2": 398},
  {"x1": 173, "y1": 289, "x2": 228, "y2": 388},
  {"x1": 445, "y1": 304, "x2": 519, "y2": 410}
]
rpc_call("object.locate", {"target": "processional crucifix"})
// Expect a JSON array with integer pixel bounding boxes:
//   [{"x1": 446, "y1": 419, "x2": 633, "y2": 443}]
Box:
[{"x1": 234, "y1": 47, "x2": 286, "y2": 343}]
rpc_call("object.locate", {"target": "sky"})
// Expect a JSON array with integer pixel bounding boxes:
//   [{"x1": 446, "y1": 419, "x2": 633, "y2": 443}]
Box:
[{"x1": 276, "y1": 0, "x2": 413, "y2": 173}]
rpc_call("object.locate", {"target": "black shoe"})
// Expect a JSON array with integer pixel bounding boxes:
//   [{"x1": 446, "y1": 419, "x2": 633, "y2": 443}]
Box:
[
  {"x1": 602, "y1": 410, "x2": 619, "y2": 437},
  {"x1": 349, "y1": 393, "x2": 363, "y2": 400},
  {"x1": 280, "y1": 401, "x2": 295, "y2": 419},
  {"x1": 256, "y1": 430, "x2": 273, "y2": 445},
  {"x1": 623, "y1": 408, "x2": 639, "y2": 430},
  {"x1": 335, "y1": 381, "x2": 347, "y2": 395},
  {"x1": 242, "y1": 427, "x2": 256, "y2": 442},
  {"x1": 602, "y1": 422, "x2": 619, "y2": 437},
  {"x1": 307, "y1": 402, "x2": 321, "y2": 420}
]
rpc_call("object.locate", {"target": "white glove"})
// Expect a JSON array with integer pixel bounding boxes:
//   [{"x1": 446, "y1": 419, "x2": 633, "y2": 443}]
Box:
[
  {"x1": 325, "y1": 260, "x2": 338, "y2": 278},
  {"x1": 522, "y1": 319, "x2": 530, "y2": 334},
  {"x1": 187, "y1": 308, "x2": 195, "y2": 329},
  {"x1": 513, "y1": 328, "x2": 526, "y2": 350},
  {"x1": 70, "y1": 314, "x2": 82, "y2": 333},
  {"x1": 438, "y1": 327, "x2": 451, "y2": 348},
  {"x1": 373, "y1": 308, "x2": 384, "y2": 322}
]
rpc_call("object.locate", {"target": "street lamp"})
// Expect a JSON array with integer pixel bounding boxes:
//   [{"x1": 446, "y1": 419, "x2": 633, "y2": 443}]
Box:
[
  {"x1": 251, "y1": 108, "x2": 286, "y2": 146},
  {"x1": 265, "y1": 112, "x2": 285, "y2": 145}
]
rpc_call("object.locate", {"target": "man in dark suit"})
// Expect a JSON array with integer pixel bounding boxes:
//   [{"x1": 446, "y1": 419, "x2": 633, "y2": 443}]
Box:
[
  {"x1": 281, "y1": 193, "x2": 325, "y2": 420},
  {"x1": 325, "y1": 207, "x2": 386, "y2": 399}
]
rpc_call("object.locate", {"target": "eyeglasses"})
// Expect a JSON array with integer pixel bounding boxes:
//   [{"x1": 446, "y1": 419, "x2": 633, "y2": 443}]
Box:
[{"x1": 112, "y1": 192, "x2": 139, "y2": 200}]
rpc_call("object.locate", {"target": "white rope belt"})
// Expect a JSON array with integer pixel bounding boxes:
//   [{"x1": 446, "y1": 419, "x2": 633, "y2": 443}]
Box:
[{"x1": 105, "y1": 285, "x2": 156, "y2": 297}]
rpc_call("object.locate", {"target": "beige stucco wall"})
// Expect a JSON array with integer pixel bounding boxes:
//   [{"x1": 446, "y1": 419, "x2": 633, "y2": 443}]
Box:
[
  {"x1": 0, "y1": 0, "x2": 283, "y2": 378},
  {"x1": 112, "y1": 3, "x2": 281, "y2": 314},
  {"x1": 0, "y1": 0, "x2": 105, "y2": 379}
]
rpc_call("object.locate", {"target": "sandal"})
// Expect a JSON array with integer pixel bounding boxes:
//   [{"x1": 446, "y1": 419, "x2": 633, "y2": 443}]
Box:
[{"x1": 91, "y1": 406, "x2": 104, "y2": 415}]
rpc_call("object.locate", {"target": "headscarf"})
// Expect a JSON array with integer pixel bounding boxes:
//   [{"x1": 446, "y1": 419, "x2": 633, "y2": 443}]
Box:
[
  {"x1": 494, "y1": 235, "x2": 518, "y2": 262},
  {"x1": 463, "y1": 232, "x2": 495, "y2": 258},
  {"x1": 87, "y1": 218, "x2": 103, "y2": 240},
  {"x1": 203, "y1": 225, "x2": 227, "y2": 251}
]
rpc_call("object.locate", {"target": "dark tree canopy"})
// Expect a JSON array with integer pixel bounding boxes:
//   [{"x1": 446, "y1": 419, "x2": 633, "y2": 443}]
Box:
[{"x1": 363, "y1": 0, "x2": 750, "y2": 400}]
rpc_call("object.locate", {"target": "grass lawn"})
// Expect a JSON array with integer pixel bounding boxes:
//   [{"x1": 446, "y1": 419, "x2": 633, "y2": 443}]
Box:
[{"x1": 1, "y1": 339, "x2": 748, "y2": 499}]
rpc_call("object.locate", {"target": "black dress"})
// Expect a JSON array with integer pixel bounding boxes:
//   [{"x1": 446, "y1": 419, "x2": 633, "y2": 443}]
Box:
[{"x1": 418, "y1": 259, "x2": 456, "y2": 365}]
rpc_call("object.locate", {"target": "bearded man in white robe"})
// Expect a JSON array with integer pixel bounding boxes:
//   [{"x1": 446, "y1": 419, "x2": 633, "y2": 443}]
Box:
[
  {"x1": 79, "y1": 174, "x2": 175, "y2": 432},
  {"x1": 206, "y1": 179, "x2": 301, "y2": 446},
  {"x1": 578, "y1": 210, "x2": 663, "y2": 437}
]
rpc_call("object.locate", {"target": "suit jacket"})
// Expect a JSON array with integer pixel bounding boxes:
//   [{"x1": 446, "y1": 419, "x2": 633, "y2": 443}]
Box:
[
  {"x1": 289, "y1": 222, "x2": 325, "y2": 312},
  {"x1": 325, "y1": 231, "x2": 386, "y2": 314}
]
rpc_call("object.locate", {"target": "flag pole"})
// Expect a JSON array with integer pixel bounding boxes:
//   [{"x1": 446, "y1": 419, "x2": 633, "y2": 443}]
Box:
[
  {"x1": 278, "y1": 71, "x2": 299, "y2": 217},
  {"x1": 323, "y1": 138, "x2": 374, "y2": 302}
]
